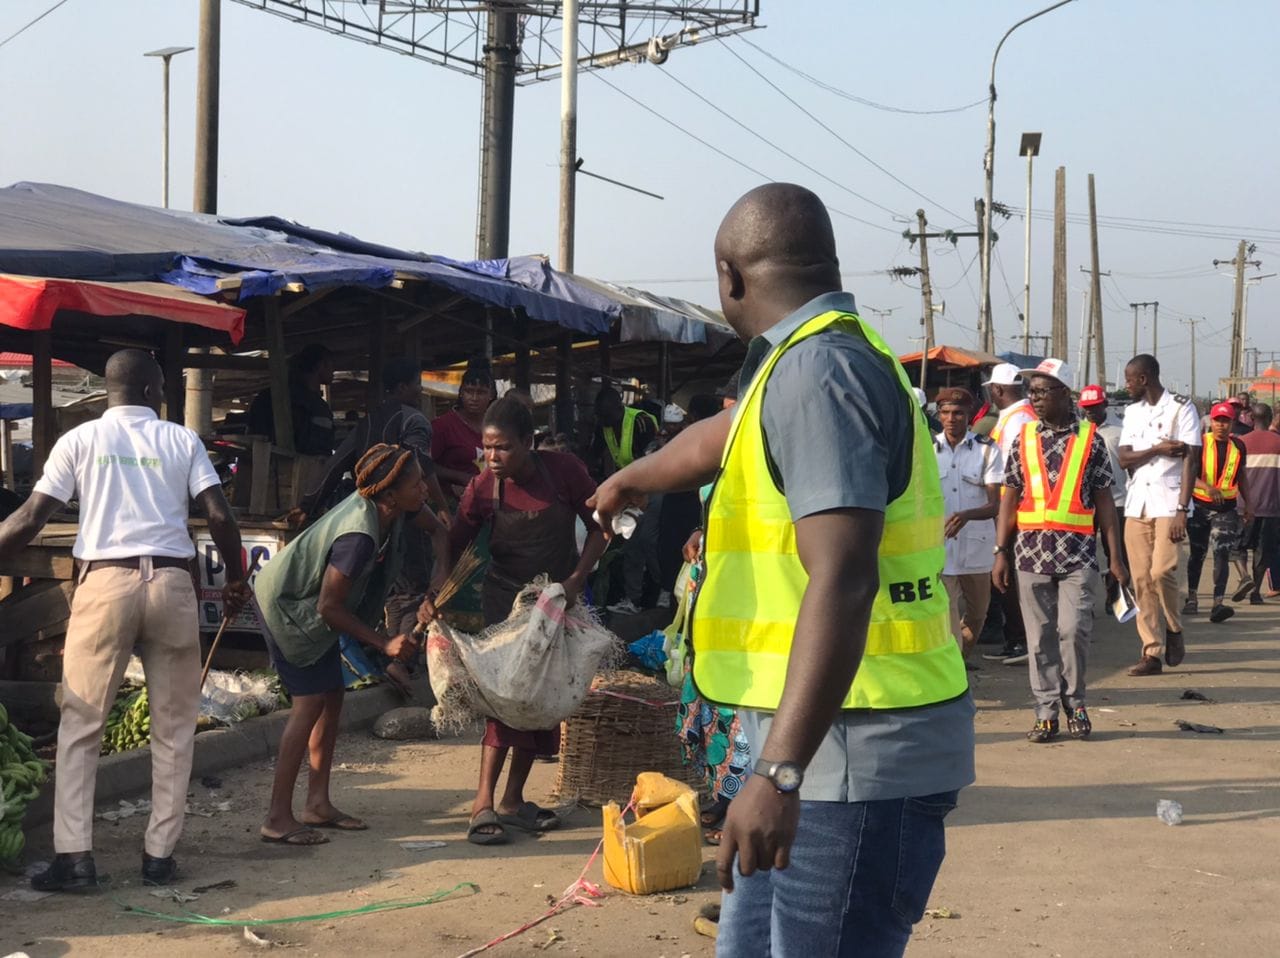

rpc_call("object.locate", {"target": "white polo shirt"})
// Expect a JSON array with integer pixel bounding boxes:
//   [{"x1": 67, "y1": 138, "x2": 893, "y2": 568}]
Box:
[
  {"x1": 1119, "y1": 389, "x2": 1201, "y2": 519},
  {"x1": 990, "y1": 398, "x2": 1037, "y2": 463},
  {"x1": 935, "y1": 431, "x2": 1004, "y2": 574},
  {"x1": 33, "y1": 405, "x2": 221, "y2": 560}
]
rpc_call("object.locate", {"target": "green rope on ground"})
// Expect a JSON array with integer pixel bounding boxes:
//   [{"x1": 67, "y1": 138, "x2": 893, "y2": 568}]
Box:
[{"x1": 116, "y1": 881, "x2": 479, "y2": 926}]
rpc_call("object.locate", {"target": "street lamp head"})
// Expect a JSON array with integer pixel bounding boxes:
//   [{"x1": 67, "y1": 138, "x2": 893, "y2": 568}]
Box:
[
  {"x1": 144, "y1": 45, "x2": 194, "y2": 59},
  {"x1": 1019, "y1": 132, "x2": 1042, "y2": 157}
]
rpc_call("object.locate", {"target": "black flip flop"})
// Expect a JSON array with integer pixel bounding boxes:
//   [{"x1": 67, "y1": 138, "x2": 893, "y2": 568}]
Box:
[
  {"x1": 260, "y1": 827, "x2": 329, "y2": 846},
  {"x1": 467, "y1": 809, "x2": 509, "y2": 846},
  {"x1": 305, "y1": 816, "x2": 369, "y2": 831},
  {"x1": 497, "y1": 801, "x2": 561, "y2": 833}
]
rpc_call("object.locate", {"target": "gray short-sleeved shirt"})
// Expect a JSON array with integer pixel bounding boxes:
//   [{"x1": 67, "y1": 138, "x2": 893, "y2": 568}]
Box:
[{"x1": 735, "y1": 290, "x2": 976, "y2": 804}]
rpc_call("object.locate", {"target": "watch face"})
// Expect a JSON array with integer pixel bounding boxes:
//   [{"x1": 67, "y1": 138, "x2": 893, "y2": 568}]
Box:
[{"x1": 773, "y1": 762, "x2": 803, "y2": 793}]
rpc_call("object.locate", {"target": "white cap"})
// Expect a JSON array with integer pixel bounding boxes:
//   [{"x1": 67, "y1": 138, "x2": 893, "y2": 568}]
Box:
[
  {"x1": 981, "y1": 362, "x2": 1022, "y2": 386},
  {"x1": 912, "y1": 387, "x2": 927, "y2": 408},
  {"x1": 663, "y1": 403, "x2": 686, "y2": 425},
  {"x1": 1018, "y1": 357, "x2": 1073, "y2": 389}
]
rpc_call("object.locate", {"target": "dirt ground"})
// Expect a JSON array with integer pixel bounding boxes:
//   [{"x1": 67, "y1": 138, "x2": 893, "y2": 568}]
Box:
[{"x1": 3, "y1": 590, "x2": 1279, "y2": 957}]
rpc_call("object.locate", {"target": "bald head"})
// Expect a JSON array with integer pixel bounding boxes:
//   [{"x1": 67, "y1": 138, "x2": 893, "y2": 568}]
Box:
[
  {"x1": 1251, "y1": 403, "x2": 1272, "y2": 428},
  {"x1": 714, "y1": 183, "x2": 842, "y2": 337},
  {"x1": 105, "y1": 349, "x2": 164, "y2": 412}
]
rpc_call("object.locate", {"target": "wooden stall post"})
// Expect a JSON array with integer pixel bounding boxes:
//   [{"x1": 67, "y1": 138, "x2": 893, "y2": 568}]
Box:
[
  {"x1": 31, "y1": 330, "x2": 53, "y2": 477},
  {"x1": 163, "y1": 326, "x2": 185, "y2": 424},
  {"x1": 367, "y1": 305, "x2": 387, "y2": 409},
  {"x1": 514, "y1": 318, "x2": 532, "y2": 392},
  {"x1": 265, "y1": 298, "x2": 294, "y2": 454},
  {"x1": 658, "y1": 341, "x2": 671, "y2": 404},
  {"x1": 555, "y1": 332, "x2": 574, "y2": 436}
]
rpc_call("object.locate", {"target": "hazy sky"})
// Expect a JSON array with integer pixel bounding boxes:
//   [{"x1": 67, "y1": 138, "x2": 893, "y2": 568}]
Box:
[{"x1": 2, "y1": 0, "x2": 1277, "y2": 394}]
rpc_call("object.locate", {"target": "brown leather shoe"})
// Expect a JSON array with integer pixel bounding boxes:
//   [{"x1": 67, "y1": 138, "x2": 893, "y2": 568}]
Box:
[
  {"x1": 1128, "y1": 655, "x2": 1163, "y2": 676},
  {"x1": 1165, "y1": 631, "x2": 1186, "y2": 668}
]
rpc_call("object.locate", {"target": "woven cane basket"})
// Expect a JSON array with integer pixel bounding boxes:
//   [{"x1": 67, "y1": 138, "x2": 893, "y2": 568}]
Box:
[{"x1": 552, "y1": 671, "x2": 704, "y2": 806}]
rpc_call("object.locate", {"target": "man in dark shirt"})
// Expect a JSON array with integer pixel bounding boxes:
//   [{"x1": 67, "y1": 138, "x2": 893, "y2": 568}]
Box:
[
  {"x1": 591, "y1": 386, "x2": 657, "y2": 477},
  {"x1": 994, "y1": 360, "x2": 1125, "y2": 743},
  {"x1": 1186, "y1": 403, "x2": 1249, "y2": 622},
  {"x1": 1240, "y1": 403, "x2": 1280, "y2": 603},
  {"x1": 247, "y1": 344, "x2": 336, "y2": 455}
]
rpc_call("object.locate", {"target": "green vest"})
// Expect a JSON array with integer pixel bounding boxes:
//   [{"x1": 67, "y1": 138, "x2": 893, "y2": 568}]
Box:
[
  {"x1": 690, "y1": 309, "x2": 968, "y2": 711},
  {"x1": 255, "y1": 493, "x2": 404, "y2": 666},
  {"x1": 603, "y1": 407, "x2": 658, "y2": 469}
]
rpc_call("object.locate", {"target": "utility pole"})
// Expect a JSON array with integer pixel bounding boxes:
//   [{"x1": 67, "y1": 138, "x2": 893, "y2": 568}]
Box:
[
  {"x1": 188, "y1": 0, "x2": 220, "y2": 436},
  {"x1": 1129, "y1": 301, "x2": 1157, "y2": 357},
  {"x1": 902, "y1": 212, "x2": 980, "y2": 381},
  {"x1": 1151, "y1": 301, "x2": 1159, "y2": 356},
  {"x1": 1077, "y1": 286, "x2": 1091, "y2": 386},
  {"x1": 477, "y1": 7, "x2": 519, "y2": 262},
  {"x1": 1051, "y1": 166, "x2": 1068, "y2": 359},
  {"x1": 1214, "y1": 241, "x2": 1261, "y2": 383},
  {"x1": 862, "y1": 305, "x2": 899, "y2": 336},
  {"x1": 1086, "y1": 174, "x2": 1106, "y2": 387},
  {"x1": 1179, "y1": 316, "x2": 1202, "y2": 399},
  {"x1": 1078, "y1": 266, "x2": 1110, "y2": 382},
  {"x1": 1018, "y1": 133, "x2": 1042, "y2": 352},
  {"x1": 555, "y1": 0, "x2": 579, "y2": 435},
  {"x1": 975, "y1": 198, "x2": 995, "y2": 352}
]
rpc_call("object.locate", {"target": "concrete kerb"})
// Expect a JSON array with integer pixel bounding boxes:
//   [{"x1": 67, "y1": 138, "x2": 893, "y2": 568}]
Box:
[{"x1": 23, "y1": 679, "x2": 427, "y2": 829}]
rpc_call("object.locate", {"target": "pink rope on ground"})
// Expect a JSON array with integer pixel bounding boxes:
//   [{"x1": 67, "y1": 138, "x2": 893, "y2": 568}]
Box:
[
  {"x1": 588, "y1": 688, "x2": 680, "y2": 708},
  {"x1": 453, "y1": 800, "x2": 636, "y2": 958}
]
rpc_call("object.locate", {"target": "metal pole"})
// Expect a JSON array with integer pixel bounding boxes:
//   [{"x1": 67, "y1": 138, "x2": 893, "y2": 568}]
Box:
[
  {"x1": 981, "y1": 0, "x2": 1075, "y2": 354},
  {"x1": 477, "y1": 7, "x2": 519, "y2": 260},
  {"x1": 555, "y1": 0, "x2": 579, "y2": 437},
  {"x1": 1051, "y1": 166, "x2": 1067, "y2": 358},
  {"x1": 1151, "y1": 301, "x2": 1158, "y2": 356},
  {"x1": 161, "y1": 54, "x2": 172, "y2": 208},
  {"x1": 1022, "y1": 150, "x2": 1033, "y2": 352},
  {"x1": 1131, "y1": 303, "x2": 1139, "y2": 358},
  {"x1": 1230, "y1": 240, "x2": 1246, "y2": 381},
  {"x1": 1087, "y1": 174, "x2": 1106, "y2": 387},
  {"x1": 1077, "y1": 287, "x2": 1090, "y2": 386},
  {"x1": 916, "y1": 209, "x2": 934, "y2": 390},
  {"x1": 193, "y1": 0, "x2": 220, "y2": 216}
]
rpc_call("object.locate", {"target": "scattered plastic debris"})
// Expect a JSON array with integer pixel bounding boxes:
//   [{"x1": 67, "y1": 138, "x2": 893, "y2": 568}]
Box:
[
  {"x1": 192, "y1": 879, "x2": 237, "y2": 894},
  {"x1": 1180, "y1": 689, "x2": 1210, "y2": 702},
  {"x1": 243, "y1": 927, "x2": 275, "y2": 948},
  {"x1": 532, "y1": 929, "x2": 564, "y2": 950},
  {"x1": 924, "y1": 907, "x2": 960, "y2": 919},
  {"x1": 399, "y1": 841, "x2": 448, "y2": 852},
  {"x1": 149, "y1": 888, "x2": 200, "y2": 904},
  {"x1": 1156, "y1": 799, "x2": 1184, "y2": 826}
]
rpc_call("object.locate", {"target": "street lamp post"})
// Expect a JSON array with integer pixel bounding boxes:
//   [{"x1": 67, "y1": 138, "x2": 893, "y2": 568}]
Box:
[
  {"x1": 980, "y1": 0, "x2": 1075, "y2": 354},
  {"x1": 1018, "y1": 131, "x2": 1042, "y2": 354},
  {"x1": 144, "y1": 46, "x2": 193, "y2": 208}
]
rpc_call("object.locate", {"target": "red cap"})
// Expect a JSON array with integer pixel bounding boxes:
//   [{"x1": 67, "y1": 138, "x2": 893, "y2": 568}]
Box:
[
  {"x1": 1210, "y1": 401, "x2": 1237, "y2": 420},
  {"x1": 1079, "y1": 384, "x2": 1106, "y2": 407}
]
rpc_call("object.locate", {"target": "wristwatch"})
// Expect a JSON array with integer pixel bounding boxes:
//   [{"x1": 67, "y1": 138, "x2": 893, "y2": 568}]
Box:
[
  {"x1": 1176, "y1": 505, "x2": 1190, "y2": 513},
  {"x1": 993, "y1": 545, "x2": 1012, "y2": 555},
  {"x1": 753, "y1": 759, "x2": 804, "y2": 794}
]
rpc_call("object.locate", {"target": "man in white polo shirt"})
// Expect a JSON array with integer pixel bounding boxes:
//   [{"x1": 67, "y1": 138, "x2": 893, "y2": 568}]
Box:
[
  {"x1": 1118, "y1": 354, "x2": 1201, "y2": 676},
  {"x1": 0, "y1": 350, "x2": 249, "y2": 892}
]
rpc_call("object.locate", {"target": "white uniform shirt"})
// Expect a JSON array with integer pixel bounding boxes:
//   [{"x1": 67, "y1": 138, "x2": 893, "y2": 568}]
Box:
[
  {"x1": 33, "y1": 405, "x2": 221, "y2": 560},
  {"x1": 935, "y1": 431, "x2": 1004, "y2": 574},
  {"x1": 991, "y1": 398, "x2": 1037, "y2": 463},
  {"x1": 1097, "y1": 422, "x2": 1128, "y2": 505},
  {"x1": 1119, "y1": 389, "x2": 1201, "y2": 519}
]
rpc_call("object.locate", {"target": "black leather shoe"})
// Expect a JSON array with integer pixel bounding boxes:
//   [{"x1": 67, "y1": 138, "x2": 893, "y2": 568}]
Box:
[
  {"x1": 1165, "y1": 631, "x2": 1186, "y2": 668},
  {"x1": 141, "y1": 853, "x2": 179, "y2": 886},
  {"x1": 31, "y1": 853, "x2": 99, "y2": 893}
]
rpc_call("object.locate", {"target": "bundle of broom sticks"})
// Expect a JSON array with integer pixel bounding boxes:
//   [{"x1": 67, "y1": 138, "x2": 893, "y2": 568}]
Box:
[{"x1": 412, "y1": 542, "x2": 483, "y2": 637}]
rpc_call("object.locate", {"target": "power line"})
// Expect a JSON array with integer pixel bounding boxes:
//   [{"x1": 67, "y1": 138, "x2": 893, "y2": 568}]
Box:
[
  {"x1": 721, "y1": 38, "x2": 968, "y2": 224},
  {"x1": 0, "y1": 0, "x2": 71, "y2": 50},
  {"x1": 657, "y1": 66, "x2": 906, "y2": 220},
  {"x1": 591, "y1": 72, "x2": 898, "y2": 234},
  {"x1": 739, "y1": 37, "x2": 987, "y2": 116}
]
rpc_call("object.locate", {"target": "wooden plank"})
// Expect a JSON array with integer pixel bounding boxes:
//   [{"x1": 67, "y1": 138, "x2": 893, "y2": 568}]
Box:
[
  {"x1": 0, "y1": 548, "x2": 75, "y2": 581},
  {"x1": 163, "y1": 326, "x2": 185, "y2": 423},
  {"x1": 264, "y1": 298, "x2": 294, "y2": 454},
  {"x1": 250, "y1": 440, "x2": 272, "y2": 516},
  {"x1": 31, "y1": 330, "x2": 53, "y2": 476},
  {"x1": 183, "y1": 353, "x2": 269, "y2": 372},
  {"x1": 0, "y1": 579, "x2": 75, "y2": 649}
]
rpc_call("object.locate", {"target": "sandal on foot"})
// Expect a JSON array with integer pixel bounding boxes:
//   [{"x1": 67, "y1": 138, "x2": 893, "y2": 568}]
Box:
[
  {"x1": 467, "y1": 809, "x2": 509, "y2": 846},
  {"x1": 260, "y1": 827, "x2": 329, "y2": 846},
  {"x1": 703, "y1": 828, "x2": 722, "y2": 847},
  {"x1": 305, "y1": 815, "x2": 368, "y2": 831},
  {"x1": 497, "y1": 801, "x2": 561, "y2": 833},
  {"x1": 693, "y1": 903, "x2": 720, "y2": 940}
]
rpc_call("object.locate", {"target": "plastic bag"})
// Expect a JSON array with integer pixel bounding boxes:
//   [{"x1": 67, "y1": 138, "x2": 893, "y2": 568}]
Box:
[
  {"x1": 427, "y1": 578, "x2": 620, "y2": 732},
  {"x1": 661, "y1": 563, "x2": 695, "y2": 687},
  {"x1": 122, "y1": 656, "x2": 282, "y2": 725}
]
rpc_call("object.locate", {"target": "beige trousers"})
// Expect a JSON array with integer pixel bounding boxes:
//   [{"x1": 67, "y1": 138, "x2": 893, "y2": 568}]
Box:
[
  {"x1": 1124, "y1": 515, "x2": 1187, "y2": 658},
  {"x1": 55, "y1": 564, "x2": 199, "y2": 858},
  {"x1": 943, "y1": 572, "x2": 992, "y2": 656}
]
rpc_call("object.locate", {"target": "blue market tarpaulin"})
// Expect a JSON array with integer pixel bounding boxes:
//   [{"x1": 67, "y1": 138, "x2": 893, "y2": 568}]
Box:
[{"x1": 0, "y1": 182, "x2": 725, "y2": 343}]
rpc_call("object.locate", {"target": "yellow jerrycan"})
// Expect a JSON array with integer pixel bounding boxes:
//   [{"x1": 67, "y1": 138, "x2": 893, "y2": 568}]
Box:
[{"x1": 602, "y1": 772, "x2": 703, "y2": 895}]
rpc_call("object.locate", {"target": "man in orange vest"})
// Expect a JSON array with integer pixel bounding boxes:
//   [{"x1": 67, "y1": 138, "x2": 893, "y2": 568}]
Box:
[
  {"x1": 1186, "y1": 402, "x2": 1250, "y2": 622},
  {"x1": 994, "y1": 359, "x2": 1127, "y2": 743}
]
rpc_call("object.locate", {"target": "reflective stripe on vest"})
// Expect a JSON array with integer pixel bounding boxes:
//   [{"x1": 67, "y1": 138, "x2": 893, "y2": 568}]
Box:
[
  {"x1": 603, "y1": 407, "x2": 656, "y2": 470},
  {"x1": 1015, "y1": 420, "x2": 1097, "y2": 532},
  {"x1": 990, "y1": 401, "x2": 1037, "y2": 446},
  {"x1": 689, "y1": 310, "x2": 968, "y2": 712},
  {"x1": 1193, "y1": 436, "x2": 1241, "y2": 502}
]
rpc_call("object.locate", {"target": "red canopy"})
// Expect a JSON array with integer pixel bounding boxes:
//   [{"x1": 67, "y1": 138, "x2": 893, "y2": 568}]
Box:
[{"x1": 0, "y1": 274, "x2": 244, "y2": 343}]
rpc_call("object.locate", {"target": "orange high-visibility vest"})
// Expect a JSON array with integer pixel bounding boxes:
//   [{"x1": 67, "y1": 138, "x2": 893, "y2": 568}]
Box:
[
  {"x1": 1193, "y1": 435, "x2": 1242, "y2": 503},
  {"x1": 1016, "y1": 420, "x2": 1097, "y2": 533},
  {"x1": 991, "y1": 400, "x2": 1037, "y2": 447}
]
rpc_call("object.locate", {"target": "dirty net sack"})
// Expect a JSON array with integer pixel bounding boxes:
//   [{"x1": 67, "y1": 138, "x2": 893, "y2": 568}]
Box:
[{"x1": 427, "y1": 577, "x2": 619, "y2": 731}]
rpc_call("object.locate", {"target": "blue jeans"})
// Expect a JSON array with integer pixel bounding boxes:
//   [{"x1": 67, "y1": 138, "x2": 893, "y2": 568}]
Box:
[{"x1": 716, "y1": 792, "x2": 958, "y2": 958}]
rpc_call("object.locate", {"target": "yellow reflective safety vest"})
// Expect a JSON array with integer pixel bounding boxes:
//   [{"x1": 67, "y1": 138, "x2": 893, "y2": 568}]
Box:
[
  {"x1": 690, "y1": 309, "x2": 968, "y2": 712},
  {"x1": 1015, "y1": 420, "x2": 1097, "y2": 533},
  {"x1": 603, "y1": 407, "x2": 657, "y2": 470},
  {"x1": 1193, "y1": 435, "x2": 1242, "y2": 503}
]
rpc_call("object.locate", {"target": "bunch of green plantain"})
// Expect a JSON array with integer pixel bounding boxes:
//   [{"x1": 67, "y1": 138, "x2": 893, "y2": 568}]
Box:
[
  {"x1": 0, "y1": 702, "x2": 52, "y2": 863},
  {"x1": 100, "y1": 686, "x2": 151, "y2": 756}
]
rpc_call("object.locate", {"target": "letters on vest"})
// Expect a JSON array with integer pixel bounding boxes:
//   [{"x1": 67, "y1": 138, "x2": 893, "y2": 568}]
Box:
[
  {"x1": 689, "y1": 310, "x2": 969, "y2": 712},
  {"x1": 1193, "y1": 436, "x2": 1241, "y2": 503},
  {"x1": 602, "y1": 407, "x2": 656, "y2": 470},
  {"x1": 1015, "y1": 420, "x2": 1097, "y2": 532}
]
